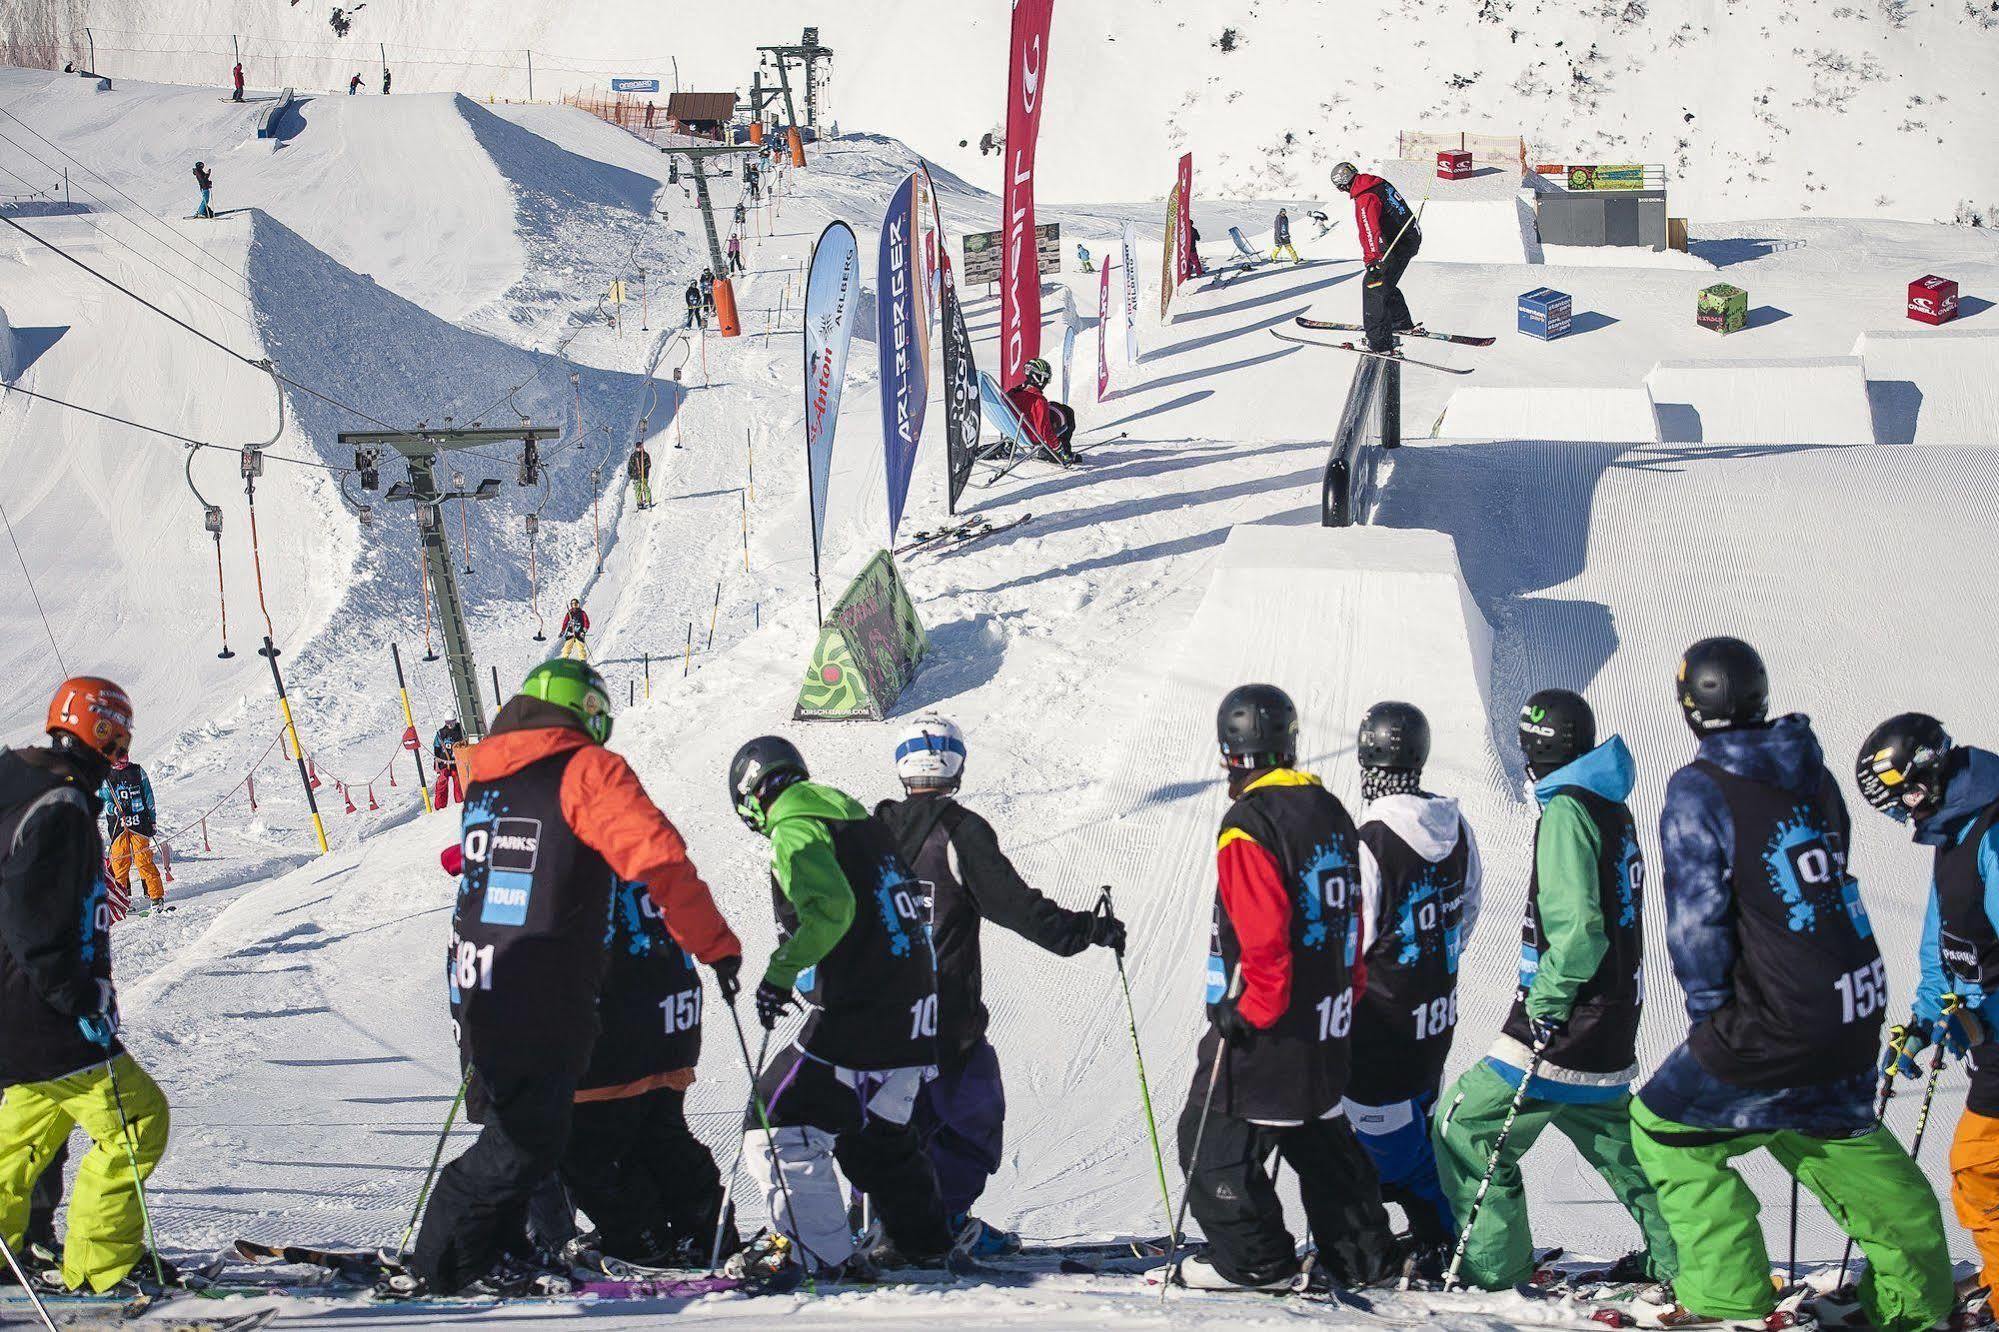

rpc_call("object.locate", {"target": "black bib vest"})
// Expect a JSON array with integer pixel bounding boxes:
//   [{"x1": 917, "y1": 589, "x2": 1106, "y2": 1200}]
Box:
[
  {"x1": 582, "y1": 879, "x2": 703, "y2": 1092},
  {"x1": 1349, "y1": 817, "x2": 1470, "y2": 1104},
  {"x1": 893, "y1": 800, "x2": 990, "y2": 1060},
  {"x1": 1936, "y1": 801, "x2": 1999, "y2": 993},
  {"x1": 1686, "y1": 762, "x2": 1883, "y2": 1089},
  {"x1": 773, "y1": 812, "x2": 937, "y2": 1071},
  {"x1": 1199, "y1": 778, "x2": 1361, "y2": 1122},
  {"x1": 1502, "y1": 786, "x2": 1645, "y2": 1073}
]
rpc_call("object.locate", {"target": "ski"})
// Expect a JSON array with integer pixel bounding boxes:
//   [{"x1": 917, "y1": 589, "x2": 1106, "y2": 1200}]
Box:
[
  {"x1": 937, "y1": 512, "x2": 1033, "y2": 553},
  {"x1": 894, "y1": 516, "x2": 989, "y2": 556},
  {"x1": 1270, "y1": 330, "x2": 1474, "y2": 375},
  {"x1": 0, "y1": 1308, "x2": 280, "y2": 1332},
  {"x1": 232, "y1": 1237, "x2": 379, "y2": 1274},
  {"x1": 1296, "y1": 316, "x2": 1494, "y2": 346}
]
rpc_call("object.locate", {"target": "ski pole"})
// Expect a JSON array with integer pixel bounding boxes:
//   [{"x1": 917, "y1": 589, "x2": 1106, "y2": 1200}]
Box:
[
  {"x1": 0, "y1": 1230, "x2": 57, "y2": 1332},
  {"x1": 1787, "y1": 1176, "x2": 1799, "y2": 1283},
  {"x1": 101, "y1": 1055, "x2": 166, "y2": 1290},
  {"x1": 1836, "y1": 1056, "x2": 1900, "y2": 1287},
  {"x1": 396, "y1": 1067, "x2": 471, "y2": 1262},
  {"x1": 723, "y1": 995, "x2": 819, "y2": 1290},
  {"x1": 709, "y1": 1026, "x2": 770, "y2": 1272},
  {"x1": 1909, "y1": 999, "x2": 1960, "y2": 1161},
  {"x1": 1099, "y1": 888, "x2": 1173, "y2": 1245},
  {"x1": 1162, "y1": 961, "x2": 1242, "y2": 1303},
  {"x1": 1444, "y1": 1033, "x2": 1549, "y2": 1291}
]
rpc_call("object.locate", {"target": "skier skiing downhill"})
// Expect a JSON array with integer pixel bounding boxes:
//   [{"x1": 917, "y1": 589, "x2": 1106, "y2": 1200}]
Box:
[
  {"x1": 1344, "y1": 701, "x2": 1482, "y2": 1259},
  {"x1": 1858, "y1": 714, "x2": 1999, "y2": 1307},
  {"x1": 873, "y1": 715, "x2": 1127, "y2": 1257},
  {"x1": 1174, "y1": 684, "x2": 1397, "y2": 1293},
  {"x1": 1433, "y1": 689, "x2": 1678, "y2": 1292},
  {"x1": 558, "y1": 599, "x2": 589, "y2": 662},
  {"x1": 98, "y1": 754, "x2": 165, "y2": 913},
  {"x1": 0, "y1": 678, "x2": 173, "y2": 1296},
  {"x1": 1624, "y1": 638, "x2": 1953, "y2": 1332},
  {"x1": 727, "y1": 736, "x2": 957, "y2": 1278},
  {"x1": 409, "y1": 660, "x2": 741, "y2": 1296},
  {"x1": 431, "y1": 718, "x2": 465, "y2": 810},
  {"x1": 1331, "y1": 161, "x2": 1423, "y2": 353},
  {"x1": 1004, "y1": 358, "x2": 1077, "y2": 464}
]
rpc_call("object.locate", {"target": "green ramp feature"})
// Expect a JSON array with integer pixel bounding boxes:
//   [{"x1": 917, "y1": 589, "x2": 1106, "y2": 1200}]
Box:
[{"x1": 795, "y1": 550, "x2": 928, "y2": 720}]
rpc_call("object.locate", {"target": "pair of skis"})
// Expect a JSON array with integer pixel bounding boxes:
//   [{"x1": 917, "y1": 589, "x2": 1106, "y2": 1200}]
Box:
[
  {"x1": 893, "y1": 512, "x2": 1034, "y2": 558},
  {"x1": 1275, "y1": 317, "x2": 1492, "y2": 375}
]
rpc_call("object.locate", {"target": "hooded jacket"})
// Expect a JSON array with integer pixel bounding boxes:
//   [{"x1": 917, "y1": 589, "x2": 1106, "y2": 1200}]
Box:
[
  {"x1": 1639, "y1": 715, "x2": 1881, "y2": 1133},
  {"x1": 1348, "y1": 173, "x2": 1420, "y2": 265},
  {"x1": 1914, "y1": 746, "x2": 1999, "y2": 1031}
]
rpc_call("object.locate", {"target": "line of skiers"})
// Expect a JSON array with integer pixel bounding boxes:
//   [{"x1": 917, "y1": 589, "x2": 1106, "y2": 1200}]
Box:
[{"x1": 7, "y1": 638, "x2": 1999, "y2": 1323}]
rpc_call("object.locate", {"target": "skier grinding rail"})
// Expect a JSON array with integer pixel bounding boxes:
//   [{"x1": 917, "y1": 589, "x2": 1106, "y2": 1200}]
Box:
[{"x1": 1331, "y1": 160, "x2": 1423, "y2": 353}]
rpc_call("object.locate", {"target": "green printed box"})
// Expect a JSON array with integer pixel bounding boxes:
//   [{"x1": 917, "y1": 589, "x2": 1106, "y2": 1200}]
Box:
[{"x1": 1698, "y1": 284, "x2": 1747, "y2": 335}]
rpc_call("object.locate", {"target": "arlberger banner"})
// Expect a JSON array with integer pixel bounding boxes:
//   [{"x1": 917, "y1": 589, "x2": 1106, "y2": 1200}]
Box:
[{"x1": 961, "y1": 223, "x2": 1061, "y2": 287}]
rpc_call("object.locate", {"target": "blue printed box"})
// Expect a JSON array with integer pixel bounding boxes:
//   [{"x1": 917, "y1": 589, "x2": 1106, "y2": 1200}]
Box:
[{"x1": 1518, "y1": 287, "x2": 1573, "y2": 340}]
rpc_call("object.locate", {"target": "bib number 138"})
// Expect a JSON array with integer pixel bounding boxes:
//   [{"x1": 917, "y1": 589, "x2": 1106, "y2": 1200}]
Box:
[{"x1": 1833, "y1": 958, "x2": 1887, "y2": 1024}]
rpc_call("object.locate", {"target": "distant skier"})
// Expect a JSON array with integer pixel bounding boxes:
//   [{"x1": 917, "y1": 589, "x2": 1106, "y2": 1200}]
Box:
[
  {"x1": 627, "y1": 442, "x2": 653, "y2": 510},
  {"x1": 99, "y1": 754, "x2": 165, "y2": 914},
  {"x1": 732, "y1": 201, "x2": 746, "y2": 227},
  {"x1": 1171, "y1": 684, "x2": 1396, "y2": 1291},
  {"x1": 1345, "y1": 702, "x2": 1482, "y2": 1260},
  {"x1": 0, "y1": 677, "x2": 172, "y2": 1297},
  {"x1": 381, "y1": 66, "x2": 391, "y2": 95},
  {"x1": 683, "y1": 279, "x2": 705, "y2": 330},
  {"x1": 231, "y1": 61, "x2": 244, "y2": 102},
  {"x1": 643, "y1": 100, "x2": 655, "y2": 130},
  {"x1": 1432, "y1": 689, "x2": 1677, "y2": 1291},
  {"x1": 431, "y1": 718, "x2": 465, "y2": 810},
  {"x1": 1629, "y1": 641, "x2": 1952, "y2": 1332},
  {"x1": 1076, "y1": 243, "x2": 1095, "y2": 273},
  {"x1": 873, "y1": 715, "x2": 1126, "y2": 1256},
  {"x1": 1186, "y1": 222, "x2": 1205, "y2": 277},
  {"x1": 1271, "y1": 207, "x2": 1302, "y2": 265},
  {"x1": 406, "y1": 660, "x2": 740, "y2": 1296},
  {"x1": 1004, "y1": 358, "x2": 1075, "y2": 464},
  {"x1": 558, "y1": 599, "x2": 589, "y2": 661},
  {"x1": 1332, "y1": 161, "x2": 1423, "y2": 353},
  {"x1": 726, "y1": 736, "x2": 955, "y2": 1278},
  {"x1": 348, "y1": 73, "x2": 362, "y2": 95},
  {"x1": 191, "y1": 161, "x2": 214, "y2": 219},
  {"x1": 725, "y1": 232, "x2": 744, "y2": 275},
  {"x1": 699, "y1": 269, "x2": 716, "y2": 317}
]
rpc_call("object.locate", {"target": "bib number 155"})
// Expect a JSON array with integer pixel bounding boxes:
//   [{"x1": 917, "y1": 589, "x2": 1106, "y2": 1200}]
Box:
[{"x1": 1833, "y1": 958, "x2": 1887, "y2": 1024}]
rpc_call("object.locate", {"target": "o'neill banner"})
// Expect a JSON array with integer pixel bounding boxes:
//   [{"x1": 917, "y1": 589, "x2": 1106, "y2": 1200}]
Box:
[
  {"x1": 1001, "y1": 0, "x2": 1055, "y2": 389},
  {"x1": 941, "y1": 254, "x2": 980, "y2": 514},
  {"x1": 802, "y1": 220, "x2": 860, "y2": 623},
  {"x1": 878, "y1": 174, "x2": 929, "y2": 541}
]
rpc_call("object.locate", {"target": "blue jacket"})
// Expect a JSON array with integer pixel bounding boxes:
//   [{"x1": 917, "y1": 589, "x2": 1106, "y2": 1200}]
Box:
[
  {"x1": 98, "y1": 763, "x2": 156, "y2": 839},
  {"x1": 1639, "y1": 716, "x2": 1878, "y2": 1133},
  {"x1": 1913, "y1": 747, "x2": 1999, "y2": 1029}
]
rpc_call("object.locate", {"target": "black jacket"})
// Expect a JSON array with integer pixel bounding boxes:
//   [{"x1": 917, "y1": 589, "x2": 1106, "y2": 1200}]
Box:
[
  {"x1": 193, "y1": 165, "x2": 213, "y2": 191},
  {"x1": 875, "y1": 794, "x2": 1094, "y2": 1062},
  {"x1": 0, "y1": 747, "x2": 118, "y2": 1084}
]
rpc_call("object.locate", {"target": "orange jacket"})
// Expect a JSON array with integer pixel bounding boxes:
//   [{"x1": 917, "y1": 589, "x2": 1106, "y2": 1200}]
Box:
[{"x1": 459, "y1": 702, "x2": 740, "y2": 965}]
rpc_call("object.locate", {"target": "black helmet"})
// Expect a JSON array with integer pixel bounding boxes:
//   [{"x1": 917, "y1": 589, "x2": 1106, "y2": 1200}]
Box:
[
  {"x1": 1855, "y1": 712, "x2": 1953, "y2": 824},
  {"x1": 1023, "y1": 357, "x2": 1053, "y2": 390},
  {"x1": 1519, "y1": 689, "x2": 1595, "y2": 777},
  {"x1": 1217, "y1": 684, "x2": 1298, "y2": 770},
  {"x1": 1677, "y1": 637, "x2": 1769, "y2": 734},
  {"x1": 729, "y1": 735, "x2": 808, "y2": 832},
  {"x1": 1357, "y1": 701, "x2": 1430, "y2": 771}
]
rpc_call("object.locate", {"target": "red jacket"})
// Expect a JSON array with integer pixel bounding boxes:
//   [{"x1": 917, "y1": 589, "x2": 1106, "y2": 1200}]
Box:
[
  {"x1": 1350, "y1": 173, "x2": 1406, "y2": 265},
  {"x1": 561, "y1": 607, "x2": 589, "y2": 636},
  {"x1": 1004, "y1": 382, "x2": 1057, "y2": 448}
]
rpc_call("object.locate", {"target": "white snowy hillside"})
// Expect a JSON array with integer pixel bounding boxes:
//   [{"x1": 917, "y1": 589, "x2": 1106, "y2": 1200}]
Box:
[
  {"x1": 9, "y1": 0, "x2": 1998, "y2": 221},
  {"x1": 3, "y1": 32, "x2": 1999, "y2": 1332}
]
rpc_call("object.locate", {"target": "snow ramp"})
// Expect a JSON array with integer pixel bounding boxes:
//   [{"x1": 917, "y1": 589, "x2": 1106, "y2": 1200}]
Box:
[
  {"x1": 1645, "y1": 356, "x2": 1874, "y2": 445},
  {"x1": 1853, "y1": 327, "x2": 1999, "y2": 446},
  {"x1": 1438, "y1": 386, "x2": 1660, "y2": 442}
]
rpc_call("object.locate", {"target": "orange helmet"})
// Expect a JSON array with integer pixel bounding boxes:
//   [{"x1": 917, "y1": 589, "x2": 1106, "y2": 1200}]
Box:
[{"x1": 47, "y1": 677, "x2": 134, "y2": 762}]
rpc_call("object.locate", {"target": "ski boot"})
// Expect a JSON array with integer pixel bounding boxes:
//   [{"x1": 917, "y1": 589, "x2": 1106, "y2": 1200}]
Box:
[
  {"x1": 722, "y1": 1231, "x2": 805, "y2": 1292},
  {"x1": 1632, "y1": 1283, "x2": 1815, "y2": 1331},
  {"x1": 1166, "y1": 1250, "x2": 1300, "y2": 1292},
  {"x1": 950, "y1": 1212, "x2": 1022, "y2": 1258}
]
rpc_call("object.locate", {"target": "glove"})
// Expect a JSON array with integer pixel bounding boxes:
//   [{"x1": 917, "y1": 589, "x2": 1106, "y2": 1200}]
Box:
[
  {"x1": 1936, "y1": 996, "x2": 1987, "y2": 1060},
  {"x1": 77, "y1": 978, "x2": 119, "y2": 1048},
  {"x1": 754, "y1": 978, "x2": 797, "y2": 1031},
  {"x1": 1365, "y1": 263, "x2": 1383, "y2": 285},
  {"x1": 1208, "y1": 996, "x2": 1260, "y2": 1046},
  {"x1": 1089, "y1": 910, "x2": 1126, "y2": 956},
  {"x1": 1526, "y1": 1013, "x2": 1566, "y2": 1050},
  {"x1": 1885, "y1": 1017, "x2": 1931, "y2": 1078},
  {"x1": 712, "y1": 954, "x2": 743, "y2": 1003}
]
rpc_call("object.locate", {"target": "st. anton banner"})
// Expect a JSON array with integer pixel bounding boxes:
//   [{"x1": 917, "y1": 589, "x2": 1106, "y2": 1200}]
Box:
[
  {"x1": 1001, "y1": 0, "x2": 1055, "y2": 389},
  {"x1": 802, "y1": 221, "x2": 860, "y2": 618}
]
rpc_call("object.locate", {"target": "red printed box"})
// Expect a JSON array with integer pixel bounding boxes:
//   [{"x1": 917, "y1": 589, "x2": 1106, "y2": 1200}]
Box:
[
  {"x1": 1437, "y1": 149, "x2": 1474, "y2": 180},
  {"x1": 1907, "y1": 275, "x2": 1959, "y2": 325}
]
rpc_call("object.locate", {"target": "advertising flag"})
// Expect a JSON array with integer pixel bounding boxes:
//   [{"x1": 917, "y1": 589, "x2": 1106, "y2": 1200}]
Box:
[
  {"x1": 878, "y1": 174, "x2": 928, "y2": 541},
  {"x1": 915, "y1": 163, "x2": 944, "y2": 342},
  {"x1": 1120, "y1": 220, "x2": 1140, "y2": 365},
  {"x1": 1001, "y1": 0, "x2": 1055, "y2": 389},
  {"x1": 942, "y1": 254, "x2": 980, "y2": 513},
  {"x1": 1175, "y1": 152, "x2": 1194, "y2": 282},
  {"x1": 1160, "y1": 183, "x2": 1179, "y2": 320},
  {"x1": 1096, "y1": 258, "x2": 1111, "y2": 401},
  {"x1": 802, "y1": 221, "x2": 860, "y2": 620}
]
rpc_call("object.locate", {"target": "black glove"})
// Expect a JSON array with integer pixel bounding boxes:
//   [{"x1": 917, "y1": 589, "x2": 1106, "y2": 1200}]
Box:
[
  {"x1": 1526, "y1": 1013, "x2": 1567, "y2": 1049},
  {"x1": 1208, "y1": 996, "x2": 1260, "y2": 1046},
  {"x1": 1089, "y1": 910, "x2": 1126, "y2": 956},
  {"x1": 712, "y1": 954, "x2": 743, "y2": 1003},
  {"x1": 754, "y1": 978, "x2": 796, "y2": 1031},
  {"x1": 1365, "y1": 263, "x2": 1382, "y2": 285}
]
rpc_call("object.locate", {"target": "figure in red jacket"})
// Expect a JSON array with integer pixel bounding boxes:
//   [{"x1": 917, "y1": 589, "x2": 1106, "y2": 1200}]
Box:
[
  {"x1": 1332, "y1": 161, "x2": 1424, "y2": 353},
  {"x1": 559, "y1": 599, "x2": 590, "y2": 661},
  {"x1": 1003, "y1": 358, "x2": 1076, "y2": 464}
]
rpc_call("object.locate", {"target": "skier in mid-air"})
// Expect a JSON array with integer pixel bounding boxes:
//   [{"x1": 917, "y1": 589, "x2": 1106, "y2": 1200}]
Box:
[
  {"x1": 1331, "y1": 161, "x2": 1422, "y2": 353},
  {"x1": 1004, "y1": 358, "x2": 1076, "y2": 464},
  {"x1": 873, "y1": 715, "x2": 1126, "y2": 1256}
]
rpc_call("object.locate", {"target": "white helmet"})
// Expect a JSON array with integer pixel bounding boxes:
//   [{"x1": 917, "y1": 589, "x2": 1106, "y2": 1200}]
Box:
[{"x1": 895, "y1": 714, "x2": 966, "y2": 790}]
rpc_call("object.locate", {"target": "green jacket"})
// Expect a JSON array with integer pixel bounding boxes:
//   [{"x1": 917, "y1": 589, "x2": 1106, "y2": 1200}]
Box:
[
  {"x1": 763, "y1": 780, "x2": 863, "y2": 987},
  {"x1": 1526, "y1": 792, "x2": 1607, "y2": 1022}
]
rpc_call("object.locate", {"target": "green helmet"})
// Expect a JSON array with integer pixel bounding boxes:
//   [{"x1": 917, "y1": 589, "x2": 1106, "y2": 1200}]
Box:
[{"x1": 520, "y1": 658, "x2": 614, "y2": 743}]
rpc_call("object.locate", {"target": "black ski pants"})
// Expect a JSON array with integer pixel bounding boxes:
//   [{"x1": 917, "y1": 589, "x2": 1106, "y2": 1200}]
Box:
[
  {"x1": 1177, "y1": 1094, "x2": 1397, "y2": 1288},
  {"x1": 413, "y1": 1067, "x2": 575, "y2": 1292},
  {"x1": 1361, "y1": 238, "x2": 1420, "y2": 352},
  {"x1": 561, "y1": 1086, "x2": 727, "y2": 1264}
]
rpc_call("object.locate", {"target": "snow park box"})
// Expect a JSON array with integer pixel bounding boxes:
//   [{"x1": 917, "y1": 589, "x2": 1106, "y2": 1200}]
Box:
[
  {"x1": 1437, "y1": 149, "x2": 1474, "y2": 180},
  {"x1": 1699, "y1": 284, "x2": 1748, "y2": 335},
  {"x1": 1518, "y1": 287, "x2": 1572, "y2": 341},
  {"x1": 1908, "y1": 275, "x2": 1960, "y2": 325}
]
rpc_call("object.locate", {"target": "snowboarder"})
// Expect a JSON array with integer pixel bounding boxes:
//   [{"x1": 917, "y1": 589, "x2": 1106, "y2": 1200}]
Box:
[
  {"x1": 1332, "y1": 161, "x2": 1423, "y2": 353},
  {"x1": 431, "y1": 718, "x2": 465, "y2": 810},
  {"x1": 231, "y1": 61, "x2": 244, "y2": 102},
  {"x1": 0, "y1": 677, "x2": 172, "y2": 1296},
  {"x1": 726, "y1": 232, "x2": 744, "y2": 275},
  {"x1": 727, "y1": 736, "x2": 956, "y2": 1278},
  {"x1": 348, "y1": 73, "x2": 361, "y2": 95},
  {"x1": 1173, "y1": 684, "x2": 1397, "y2": 1292},
  {"x1": 873, "y1": 715, "x2": 1126, "y2": 1256},
  {"x1": 627, "y1": 443, "x2": 653, "y2": 510},
  {"x1": 191, "y1": 161, "x2": 213, "y2": 219},
  {"x1": 1004, "y1": 358, "x2": 1075, "y2": 464},
  {"x1": 98, "y1": 755, "x2": 164, "y2": 914},
  {"x1": 1345, "y1": 701, "x2": 1482, "y2": 1257},
  {"x1": 1432, "y1": 688, "x2": 1677, "y2": 1291},
  {"x1": 410, "y1": 660, "x2": 741, "y2": 1296},
  {"x1": 381, "y1": 66, "x2": 391, "y2": 95},
  {"x1": 684, "y1": 279, "x2": 705, "y2": 330},
  {"x1": 1858, "y1": 713, "x2": 1999, "y2": 1305},
  {"x1": 1627, "y1": 640, "x2": 1952, "y2": 1332},
  {"x1": 1076, "y1": 243, "x2": 1095, "y2": 273},
  {"x1": 558, "y1": 599, "x2": 588, "y2": 661},
  {"x1": 1271, "y1": 207, "x2": 1302, "y2": 265}
]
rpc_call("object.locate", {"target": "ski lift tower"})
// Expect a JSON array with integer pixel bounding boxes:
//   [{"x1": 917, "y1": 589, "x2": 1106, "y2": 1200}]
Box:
[
  {"x1": 340, "y1": 423, "x2": 559, "y2": 739},
  {"x1": 657, "y1": 141, "x2": 756, "y2": 337},
  {"x1": 756, "y1": 27, "x2": 832, "y2": 166}
]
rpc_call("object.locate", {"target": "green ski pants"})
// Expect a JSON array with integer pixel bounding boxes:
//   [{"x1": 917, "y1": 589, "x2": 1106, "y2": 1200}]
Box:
[
  {"x1": 1433, "y1": 1060, "x2": 1678, "y2": 1289},
  {"x1": 1631, "y1": 1099, "x2": 1953, "y2": 1332}
]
